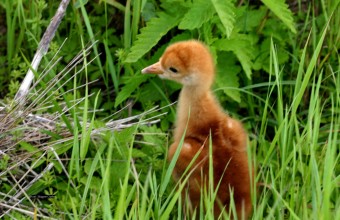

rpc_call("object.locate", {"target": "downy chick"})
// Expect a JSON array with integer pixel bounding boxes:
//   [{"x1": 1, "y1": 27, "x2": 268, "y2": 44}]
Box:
[{"x1": 142, "y1": 40, "x2": 252, "y2": 219}]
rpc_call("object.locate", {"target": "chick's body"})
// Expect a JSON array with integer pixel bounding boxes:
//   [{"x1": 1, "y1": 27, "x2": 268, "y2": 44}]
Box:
[{"x1": 142, "y1": 40, "x2": 252, "y2": 219}]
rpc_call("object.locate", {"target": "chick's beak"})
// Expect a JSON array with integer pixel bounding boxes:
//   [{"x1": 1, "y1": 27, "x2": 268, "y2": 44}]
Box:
[{"x1": 141, "y1": 62, "x2": 163, "y2": 74}]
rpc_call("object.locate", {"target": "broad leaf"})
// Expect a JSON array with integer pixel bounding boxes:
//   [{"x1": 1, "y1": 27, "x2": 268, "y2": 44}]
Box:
[
  {"x1": 211, "y1": 0, "x2": 236, "y2": 38},
  {"x1": 215, "y1": 52, "x2": 241, "y2": 103},
  {"x1": 233, "y1": 48, "x2": 253, "y2": 79},
  {"x1": 262, "y1": 0, "x2": 296, "y2": 33},
  {"x1": 179, "y1": 0, "x2": 215, "y2": 30},
  {"x1": 114, "y1": 74, "x2": 148, "y2": 107},
  {"x1": 213, "y1": 35, "x2": 254, "y2": 79}
]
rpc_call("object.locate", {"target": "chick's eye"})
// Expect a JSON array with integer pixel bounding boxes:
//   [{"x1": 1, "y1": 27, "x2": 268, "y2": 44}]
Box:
[{"x1": 169, "y1": 67, "x2": 178, "y2": 73}]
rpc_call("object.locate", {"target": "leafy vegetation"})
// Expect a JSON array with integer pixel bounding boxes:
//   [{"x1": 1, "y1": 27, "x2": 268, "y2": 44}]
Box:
[{"x1": 0, "y1": 0, "x2": 339, "y2": 219}]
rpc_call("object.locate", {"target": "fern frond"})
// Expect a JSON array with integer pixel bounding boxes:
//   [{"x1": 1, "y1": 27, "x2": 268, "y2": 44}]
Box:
[
  {"x1": 262, "y1": 0, "x2": 296, "y2": 33},
  {"x1": 178, "y1": 0, "x2": 215, "y2": 30},
  {"x1": 210, "y1": 0, "x2": 236, "y2": 38},
  {"x1": 125, "y1": 12, "x2": 182, "y2": 63}
]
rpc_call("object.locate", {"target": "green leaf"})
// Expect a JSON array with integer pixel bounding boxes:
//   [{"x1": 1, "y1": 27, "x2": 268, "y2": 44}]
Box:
[
  {"x1": 213, "y1": 35, "x2": 254, "y2": 79},
  {"x1": 234, "y1": 47, "x2": 253, "y2": 79},
  {"x1": 215, "y1": 52, "x2": 241, "y2": 103},
  {"x1": 114, "y1": 74, "x2": 148, "y2": 107},
  {"x1": 253, "y1": 38, "x2": 290, "y2": 74},
  {"x1": 261, "y1": 0, "x2": 296, "y2": 33},
  {"x1": 235, "y1": 6, "x2": 267, "y2": 32},
  {"x1": 178, "y1": 0, "x2": 215, "y2": 30},
  {"x1": 140, "y1": 125, "x2": 166, "y2": 153},
  {"x1": 141, "y1": 2, "x2": 156, "y2": 22},
  {"x1": 80, "y1": 176, "x2": 101, "y2": 191},
  {"x1": 125, "y1": 12, "x2": 183, "y2": 63},
  {"x1": 211, "y1": 0, "x2": 236, "y2": 38},
  {"x1": 113, "y1": 126, "x2": 137, "y2": 149},
  {"x1": 110, "y1": 161, "x2": 128, "y2": 187},
  {"x1": 84, "y1": 159, "x2": 98, "y2": 175},
  {"x1": 26, "y1": 181, "x2": 46, "y2": 196}
]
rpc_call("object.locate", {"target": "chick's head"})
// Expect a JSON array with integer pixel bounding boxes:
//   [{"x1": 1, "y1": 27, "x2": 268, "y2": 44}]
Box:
[{"x1": 142, "y1": 40, "x2": 215, "y2": 88}]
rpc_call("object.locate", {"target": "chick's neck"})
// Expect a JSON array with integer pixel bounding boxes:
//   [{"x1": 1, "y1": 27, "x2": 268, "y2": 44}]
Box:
[{"x1": 174, "y1": 84, "x2": 222, "y2": 141}]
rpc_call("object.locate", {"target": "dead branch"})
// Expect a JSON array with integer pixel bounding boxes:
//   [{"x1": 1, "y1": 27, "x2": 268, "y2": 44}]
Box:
[{"x1": 14, "y1": 0, "x2": 71, "y2": 104}]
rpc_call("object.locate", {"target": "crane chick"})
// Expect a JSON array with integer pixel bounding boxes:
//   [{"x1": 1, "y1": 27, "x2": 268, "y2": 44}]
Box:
[{"x1": 142, "y1": 40, "x2": 252, "y2": 219}]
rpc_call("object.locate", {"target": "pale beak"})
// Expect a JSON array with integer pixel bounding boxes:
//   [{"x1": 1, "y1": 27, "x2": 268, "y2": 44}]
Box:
[{"x1": 141, "y1": 62, "x2": 163, "y2": 74}]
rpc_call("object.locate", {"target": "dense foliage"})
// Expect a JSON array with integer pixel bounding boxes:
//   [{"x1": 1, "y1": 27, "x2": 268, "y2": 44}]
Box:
[{"x1": 0, "y1": 0, "x2": 339, "y2": 219}]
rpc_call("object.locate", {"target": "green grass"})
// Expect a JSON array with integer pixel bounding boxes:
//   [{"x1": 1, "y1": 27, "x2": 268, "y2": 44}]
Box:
[
  {"x1": 0, "y1": 0, "x2": 339, "y2": 219},
  {"x1": 251, "y1": 30, "x2": 339, "y2": 219}
]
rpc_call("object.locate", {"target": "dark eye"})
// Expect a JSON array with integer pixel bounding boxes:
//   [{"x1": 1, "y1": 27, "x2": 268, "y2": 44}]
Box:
[{"x1": 169, "y1": 67, "x2": 178, "y2": 73}]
